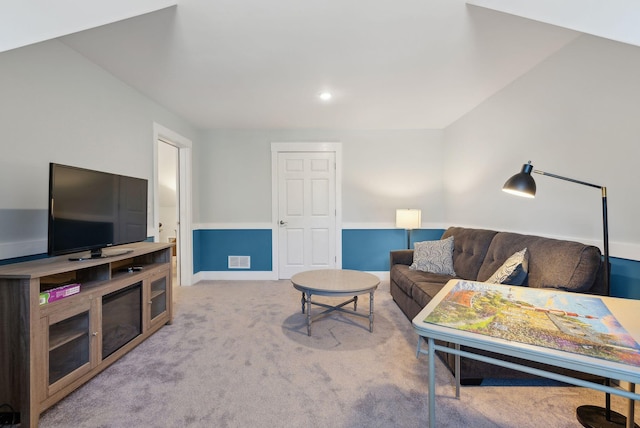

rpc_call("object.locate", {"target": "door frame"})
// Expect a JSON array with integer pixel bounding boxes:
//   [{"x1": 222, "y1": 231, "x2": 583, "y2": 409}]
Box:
[
  {"x1": 271, "y1": 142, "x2": 343, "y2": 279},
  {"x1": 153, "y1": 123, "x2": 194, "y2": 286}
]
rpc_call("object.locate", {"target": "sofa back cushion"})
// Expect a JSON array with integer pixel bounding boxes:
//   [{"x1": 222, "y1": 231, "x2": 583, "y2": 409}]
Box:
[
  {"x1": 442, "y1": 227, "x2": 498, "y2": 280},
  {"x1": 477, "y1": 232, "x2": 602, "y2": 292}
]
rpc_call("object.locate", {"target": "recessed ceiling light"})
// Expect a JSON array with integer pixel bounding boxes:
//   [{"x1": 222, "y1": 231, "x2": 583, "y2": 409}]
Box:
[{"x1": 319, "y1": 92, "x2": 332, "y2": 101}]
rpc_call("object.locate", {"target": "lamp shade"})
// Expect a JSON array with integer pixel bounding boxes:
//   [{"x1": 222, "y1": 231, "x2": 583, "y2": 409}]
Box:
[
  {"x1": 396, "y1": 209, "x2": 421, "y2": 229},
  {"x1": 503, "y1": 162, "x2": 536, "y2": 198}
]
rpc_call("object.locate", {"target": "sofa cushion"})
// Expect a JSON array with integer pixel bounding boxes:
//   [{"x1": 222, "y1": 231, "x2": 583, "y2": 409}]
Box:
[
  {"x1": 391, "y1": 265, "x2": 453, "y2": 298},
  {"x1": 477, "y1": 232, "x2": 601, "y2": 292},
  {"x1": 486, "y1": 248, "x2": 529, "y2": 285},
  {"x1": 442, "y1": 227, "x2": 498, "y2": 280},
  {"x1": 410, "y1": 237, "x2": 456, "y2": 275},
  {"x1": 390, "y1": 265, "x2": 418, "y2": 297},
  {"x1": 412, "y1": 280, "x2": 451, "y2": 309}
]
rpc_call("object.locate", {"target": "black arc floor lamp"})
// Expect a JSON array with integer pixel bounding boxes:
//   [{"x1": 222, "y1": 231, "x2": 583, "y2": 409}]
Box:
[{"x1": 503, "y1": 161, "x2": 636, "y2": 428}]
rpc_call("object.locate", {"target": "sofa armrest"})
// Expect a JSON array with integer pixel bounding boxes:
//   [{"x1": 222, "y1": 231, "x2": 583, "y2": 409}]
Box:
[{"x1": 390, "y1": 250, "x2": 414, "y2": 267}]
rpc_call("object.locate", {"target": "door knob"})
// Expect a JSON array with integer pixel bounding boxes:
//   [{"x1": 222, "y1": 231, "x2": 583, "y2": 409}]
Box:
[{"x1": 279, "y1": 220, "x2": 287, "y2": 226}]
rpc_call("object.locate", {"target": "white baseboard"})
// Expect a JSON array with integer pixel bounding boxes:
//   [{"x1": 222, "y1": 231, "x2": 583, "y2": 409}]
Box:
[
  {"x1": 195, "y1": 270, "x2": 279, "y2": 281},
  {"x1": 191, "y1": 270, "x2": 389, "y2": 284}
]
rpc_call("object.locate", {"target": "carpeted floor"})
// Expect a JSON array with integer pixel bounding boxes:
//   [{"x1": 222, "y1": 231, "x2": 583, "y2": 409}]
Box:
[{"x1": 38, "y1": 280, "x2": 638, "y2": 427}]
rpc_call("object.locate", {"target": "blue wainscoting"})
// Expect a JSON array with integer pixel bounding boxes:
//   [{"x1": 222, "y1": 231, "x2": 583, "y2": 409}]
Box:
[
  {"x1": 0, "y1": 236, "x2": 156, "y2": 266},
  {"x1": 342, "y1": 228, "x2": 446, "y2": 271},
  {"x1": 3, "y1": 229, "x2": 640, "y2": 299},
  {"x1": 192, "y1": 228, "x2": 448, "y2": 274},
  {"x1": 610, "y1": 258, "x2": 640, "y2": 299},
  {"x1": 193, "y1": 229, "x2": 272, "y2": 272},
  {"x1": 0, "y1": 252, "x2": 47, "y2": 265},
  {"x1": 181, "y1": 228, "x2": 640, "y2": 299},
  {"x1": 342, "y1": 229, "x2": 404, "y2": 271}
]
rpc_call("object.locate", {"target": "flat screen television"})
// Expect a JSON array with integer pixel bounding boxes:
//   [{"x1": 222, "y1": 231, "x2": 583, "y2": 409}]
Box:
[{"x1": 48, "y1": 163, "x2": 148, "y2": 259}]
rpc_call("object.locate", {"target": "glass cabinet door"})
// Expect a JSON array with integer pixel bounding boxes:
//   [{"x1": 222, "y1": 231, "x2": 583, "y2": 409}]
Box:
[
  {"x1": 149, "y1": 275, "x2": 168, "y2": 321},
  {"x1": 48, "y1": 310, "x2": 90, "y2": 385}
]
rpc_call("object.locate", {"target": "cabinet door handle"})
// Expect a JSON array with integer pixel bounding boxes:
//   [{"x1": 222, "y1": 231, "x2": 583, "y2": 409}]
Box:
[
  {"x1": 92, "y1": 332, "x2": 98, "y2": 337},
  {"x1": 149, "y1": 300, "x2": 153, "y2": 305}
]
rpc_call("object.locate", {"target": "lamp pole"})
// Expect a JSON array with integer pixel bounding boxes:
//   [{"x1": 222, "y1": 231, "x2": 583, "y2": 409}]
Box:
[
  {"x1": 503, "y1": 162, "x2": 609, "y2": 295},
  {"x1": 502, "y1": 162, "x2": 633, "y2": 428},
  {"x1": 531, "y1": 169, "x2": 610, "y2": 297}
]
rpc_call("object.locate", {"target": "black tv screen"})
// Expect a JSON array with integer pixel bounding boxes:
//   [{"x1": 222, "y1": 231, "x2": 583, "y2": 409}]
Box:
[{"x1": 48, "y1": 163, "x2": 148, "y2": 258}]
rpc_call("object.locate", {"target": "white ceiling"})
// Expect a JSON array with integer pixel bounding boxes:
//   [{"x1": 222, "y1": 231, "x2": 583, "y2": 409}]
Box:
[
  {"x1": 20, "y1": 1, "x2": 585, "y2": 130},
  {"x1": 468, "y1": 0, "x2": 640, "y2": 47},
  {"x1": 0, "y1": 0, "x2": 176, "y2": 53}
]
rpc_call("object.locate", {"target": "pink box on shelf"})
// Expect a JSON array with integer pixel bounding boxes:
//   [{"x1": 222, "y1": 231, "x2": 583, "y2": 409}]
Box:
[{"x1": 40, "y1": 283, "x2": 81, "y2": 305}]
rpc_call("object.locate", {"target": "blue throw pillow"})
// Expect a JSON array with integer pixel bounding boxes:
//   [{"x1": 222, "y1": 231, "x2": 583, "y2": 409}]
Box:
[{"x1": 486, "y1": 248, "x2": 529, "y2": 285}]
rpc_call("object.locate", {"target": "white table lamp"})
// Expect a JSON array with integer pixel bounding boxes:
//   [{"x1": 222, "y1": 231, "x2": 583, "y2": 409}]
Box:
[{"x1": 396, "y1": 209, "x2": 421, "y2": 249}]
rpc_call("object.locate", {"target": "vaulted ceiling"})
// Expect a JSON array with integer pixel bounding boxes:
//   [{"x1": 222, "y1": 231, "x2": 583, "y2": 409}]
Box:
[{"x1": 6, "y1": 1, "x2": 586, "y2": 129}]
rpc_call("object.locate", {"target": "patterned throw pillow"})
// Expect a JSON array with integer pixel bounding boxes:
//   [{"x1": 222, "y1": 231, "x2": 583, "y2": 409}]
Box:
[
  {"x1": 410, "y1": 236, "x2": 456, "y2": 276},
  {"x1": 486, "y1": 248, "x2": 529, "y2": 285}
]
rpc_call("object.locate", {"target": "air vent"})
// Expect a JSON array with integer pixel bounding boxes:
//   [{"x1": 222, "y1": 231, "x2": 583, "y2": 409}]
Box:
[{"x1": 228, "y1": 256, "x2": 250, "y2": 269}]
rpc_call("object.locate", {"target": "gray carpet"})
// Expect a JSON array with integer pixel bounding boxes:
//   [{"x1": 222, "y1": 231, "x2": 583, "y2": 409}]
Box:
[{"x1": 39, "y1": 280, "x2": 638, "y2": 427}]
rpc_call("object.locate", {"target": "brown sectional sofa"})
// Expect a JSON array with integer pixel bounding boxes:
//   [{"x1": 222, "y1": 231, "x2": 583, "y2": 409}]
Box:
[{"x1": 390, "y1": 226, "x2": 606, "y2": 384}]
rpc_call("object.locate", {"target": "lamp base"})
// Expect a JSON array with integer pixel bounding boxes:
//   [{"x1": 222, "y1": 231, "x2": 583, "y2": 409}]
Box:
[{"x1": 576, "y1": 405, "x2": 638, "y2": 428}]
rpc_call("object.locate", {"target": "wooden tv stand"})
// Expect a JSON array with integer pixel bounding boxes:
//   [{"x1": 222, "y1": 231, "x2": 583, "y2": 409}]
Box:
[{"x1": 0, "y1": 242, "x2": 173, "y2": 427}]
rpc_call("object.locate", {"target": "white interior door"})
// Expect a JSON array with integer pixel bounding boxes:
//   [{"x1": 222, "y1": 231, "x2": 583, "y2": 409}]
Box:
[
  {"x1": 277, "y1": 151, "x2": 336, "y2": 278},
  {"x1": 153, "y1": 123, "x2": 193, "y2": 286},
  {"x1": 158, "y1": 140, "x2": 179, "y2": 282}
]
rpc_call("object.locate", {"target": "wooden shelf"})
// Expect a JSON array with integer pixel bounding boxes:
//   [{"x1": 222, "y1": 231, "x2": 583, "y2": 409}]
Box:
[
  {"x1": 150, "y1": 289, "x2": 166, "y2": 300},
  {"x1": 0, "y1": 241, "x2": 173, "y2": 428},
  {"x1": 49, "y1": 323, "x2": 87, "y2": 351}
]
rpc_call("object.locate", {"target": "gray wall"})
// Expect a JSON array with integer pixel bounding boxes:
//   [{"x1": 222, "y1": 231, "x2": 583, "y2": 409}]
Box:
[
  {"x1": 3, "y1": 30, "x2": 640, "y2": 264},
  {"x1": 195, "y1": 129, "x2": 445, "y2": 227},
  {"x1": 0, "y1": 39, "x2": 199, "y2": 259},
  {"x1": 443, "y1": 34, "x2": 640, "y2": 260}
]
